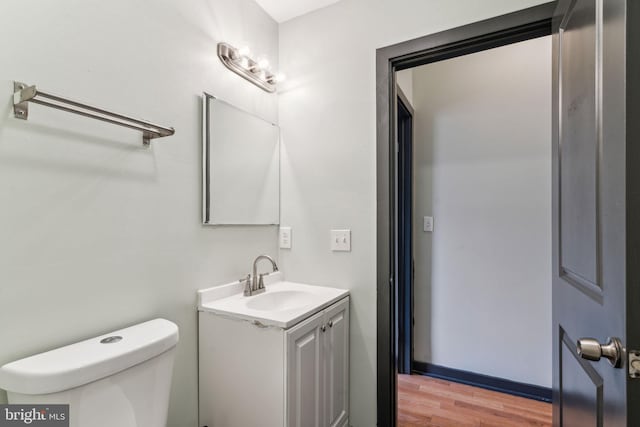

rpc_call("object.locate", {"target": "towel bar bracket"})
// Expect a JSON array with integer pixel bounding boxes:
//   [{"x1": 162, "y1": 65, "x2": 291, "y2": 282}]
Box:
[
  {"x1": 143, "y1": 132, "x2": 154, "y2": 146},
  {"x1": 13, "y1": 81, "x2": 30, "y2": 120}
]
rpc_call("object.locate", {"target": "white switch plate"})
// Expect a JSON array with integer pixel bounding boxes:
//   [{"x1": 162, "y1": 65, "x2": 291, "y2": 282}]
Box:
[
  {"x1": 331, "y1": 229, "x2": 351, "y2": 252},
  {"x1": 279, "y1": 227, "x2": 292, "y2": 249},
  {"x1": 423, "y1": 216, "x2": 434, "y2": 232}
]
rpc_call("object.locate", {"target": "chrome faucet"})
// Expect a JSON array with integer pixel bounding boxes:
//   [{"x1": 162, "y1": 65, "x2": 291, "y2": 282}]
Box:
[{"x1": 243, "y1": 254, "x2": 279, "y2": 296}]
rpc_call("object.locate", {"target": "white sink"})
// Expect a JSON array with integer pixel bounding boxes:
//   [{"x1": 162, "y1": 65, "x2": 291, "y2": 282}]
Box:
[
  {"x1": 197, "y1": 272, "x2": 349, "y2": 329},
  {"x1": 245, "y1": 290, "x2": 317, "y2": 312}
]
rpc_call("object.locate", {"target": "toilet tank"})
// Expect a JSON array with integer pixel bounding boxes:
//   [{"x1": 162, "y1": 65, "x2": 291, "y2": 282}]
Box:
[{"x1": 0, "y1": 318, "x2": 179, "y2": 427}]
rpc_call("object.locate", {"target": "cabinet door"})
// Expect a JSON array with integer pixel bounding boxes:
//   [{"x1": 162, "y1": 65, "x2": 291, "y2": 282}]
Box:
[
  {"x1": 286, "y1": 311, "x2": 325, "y2": 427},
  {"x1": 324, "y1": 298, "x2": 349, "y2": 427}
]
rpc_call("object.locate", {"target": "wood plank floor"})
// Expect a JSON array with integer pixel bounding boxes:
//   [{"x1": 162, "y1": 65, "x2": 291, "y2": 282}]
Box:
[{"x1": 397, "y1": 375, "x2": 552, "y2": 427}]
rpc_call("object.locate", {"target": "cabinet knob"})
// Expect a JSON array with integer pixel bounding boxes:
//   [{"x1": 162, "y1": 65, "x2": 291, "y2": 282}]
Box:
[
  {"x1": 321, "y1": 325, "x2": 326, "y2": 332},
  {"x1": 328, "y1": 321, "x2": 333, "y2": 328}
]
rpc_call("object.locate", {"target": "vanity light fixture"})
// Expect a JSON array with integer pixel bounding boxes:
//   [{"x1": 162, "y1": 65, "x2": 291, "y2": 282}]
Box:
[{"x1": 217, "y1": 42, "x2": 284, "y2": 93}]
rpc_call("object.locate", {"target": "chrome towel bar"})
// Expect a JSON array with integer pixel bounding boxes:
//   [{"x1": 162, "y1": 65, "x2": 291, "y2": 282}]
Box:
[{"x1": 12, "y1": 81, "x2": 175, "y2": 146}]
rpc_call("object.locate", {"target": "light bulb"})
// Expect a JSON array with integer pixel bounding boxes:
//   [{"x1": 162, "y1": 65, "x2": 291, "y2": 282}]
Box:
[
  {"x1": 238, "y1": 57, "x2": 250, "y2": 69},
  {"x1": 274, "y1": 73, "x2": 287, "y2": 83},
  {"x1": 238, "y1": 46, "x2": 251, "y2": 57},
  {"x1": 257, "y1": 58, "x2": 270, "y2": 70}
]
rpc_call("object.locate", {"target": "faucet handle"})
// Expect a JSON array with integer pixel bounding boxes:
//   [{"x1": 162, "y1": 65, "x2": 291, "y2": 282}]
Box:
[{"x1": 241, "y1": 274, "x2": 252, "y2": 296}]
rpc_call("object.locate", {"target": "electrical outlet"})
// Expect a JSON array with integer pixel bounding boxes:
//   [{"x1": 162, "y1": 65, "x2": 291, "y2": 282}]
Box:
[
  {"x1": 331, "y1": 229, "x2": 351, "y2": 252},
  {"x1": 279, "y1": 227, "x2": 292, "y2": 249}
]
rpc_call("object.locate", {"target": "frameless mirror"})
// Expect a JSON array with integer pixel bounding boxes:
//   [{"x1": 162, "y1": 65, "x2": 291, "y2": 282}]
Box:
[{"x1": 202, "y1": 95, "x2": 280, "y2": 225}]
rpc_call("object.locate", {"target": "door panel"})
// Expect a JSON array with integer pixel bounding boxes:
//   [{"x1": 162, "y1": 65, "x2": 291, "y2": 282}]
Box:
[
  {"x1": 552, "y1": 0, "x2": 628, "y2": 426},
  {"x1": 558, "y1": 0, "x2": 600, "y2": 296},
  {"x1": 560, "y1": 329, "x2": 603, "y2": 427},
  {"x1": 287, "y1": 312, "x2": 324, "y2": 427},
  {"x1": 325, "y1": 298, "x2": 350, "y2": 427}
]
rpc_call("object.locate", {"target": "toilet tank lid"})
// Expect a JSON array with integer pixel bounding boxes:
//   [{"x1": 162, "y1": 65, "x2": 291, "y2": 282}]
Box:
[{"x1": 0, "y1": 318, "x2": 179, "y2": 395}]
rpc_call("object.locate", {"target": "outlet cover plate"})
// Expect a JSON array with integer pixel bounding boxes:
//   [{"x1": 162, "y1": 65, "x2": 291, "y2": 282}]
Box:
[
  {"x1": 279, "y1": 227, "x2": 292, "y2": 249},
  {"x1": 423, "y1": 216, "x2": 434, "y2": 232}
]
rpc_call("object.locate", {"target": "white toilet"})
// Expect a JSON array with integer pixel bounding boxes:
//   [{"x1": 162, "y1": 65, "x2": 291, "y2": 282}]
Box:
[{"x1": 0, "y1": 318, "x2": 179, "y2": 427}]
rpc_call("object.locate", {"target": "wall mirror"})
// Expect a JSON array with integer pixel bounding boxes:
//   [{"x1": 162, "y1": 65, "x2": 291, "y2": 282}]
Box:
[{"x1": 202, "y1": 94, "x2": 280, "y2": 225}]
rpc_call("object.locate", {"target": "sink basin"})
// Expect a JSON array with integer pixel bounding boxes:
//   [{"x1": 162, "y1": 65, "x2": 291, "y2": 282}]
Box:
[
  {"x1": 197, "y1": 272, "x2": 349, "y2": 329},
  {"x1": 245, "y1": 290, "x2": 317, "y2": 312}
]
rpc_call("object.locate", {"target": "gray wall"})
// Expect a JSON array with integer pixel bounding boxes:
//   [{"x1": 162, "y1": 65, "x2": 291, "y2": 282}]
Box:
[
  {"x1": 278, "y1": 1, "x2": 552, "y2": 424},
  {"x1": 410, "y1": 36, "x2": 552, "y2": 387},
  {"x1": 0, "y1": 1, "x2": 279, "y2": 426}
]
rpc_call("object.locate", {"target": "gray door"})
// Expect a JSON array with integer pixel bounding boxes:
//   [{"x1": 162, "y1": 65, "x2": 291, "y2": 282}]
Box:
[{"x1": 552, "y1": 0, "x2": 639, "y2": 425}]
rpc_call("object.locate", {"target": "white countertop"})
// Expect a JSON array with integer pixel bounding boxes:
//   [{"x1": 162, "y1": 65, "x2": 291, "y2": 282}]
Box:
[{"x1": 197, "y1": 273, "x2": 349, "y2": 329}]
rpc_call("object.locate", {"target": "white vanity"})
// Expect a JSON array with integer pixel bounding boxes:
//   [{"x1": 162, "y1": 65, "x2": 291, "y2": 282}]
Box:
[{"x1": 197, "y1": 272, "x2": 350, "y2": 427}]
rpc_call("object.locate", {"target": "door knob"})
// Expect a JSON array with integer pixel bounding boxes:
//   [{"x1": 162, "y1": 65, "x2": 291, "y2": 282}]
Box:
[{"x1": 577, "y1": 337, "x2": 623, "y2": 368}]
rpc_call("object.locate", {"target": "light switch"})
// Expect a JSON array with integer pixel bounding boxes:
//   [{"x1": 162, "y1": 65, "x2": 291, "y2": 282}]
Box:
[
  {"x1": 331, "y1": 229, "x2": 351, "y2": 252},
  {"x1": 423, "y1": 216, "x2": 434, "y2": 232},
  {"x1": 279, "y1": 227, "x2": 292, "y2": 249}
]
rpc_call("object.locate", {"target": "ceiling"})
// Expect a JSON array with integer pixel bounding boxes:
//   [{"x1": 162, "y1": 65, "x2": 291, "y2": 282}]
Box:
[{"x1": 255, "y1": 0, "x2": 343, "y2": 23}]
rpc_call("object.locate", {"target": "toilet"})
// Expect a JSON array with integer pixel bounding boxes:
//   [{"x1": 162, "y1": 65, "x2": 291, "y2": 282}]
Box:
[{"x1": 0, "y1": 318, "x2": 179, "y2": 427}]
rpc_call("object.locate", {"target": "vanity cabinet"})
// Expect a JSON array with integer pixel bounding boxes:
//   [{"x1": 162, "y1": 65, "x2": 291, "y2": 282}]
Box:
[
  {"x1": 286, "y1": 298, "x2": 349, "y2": 427},
  {"x1": 198, "y1": 296, "x2": 349, "y2": 427}
]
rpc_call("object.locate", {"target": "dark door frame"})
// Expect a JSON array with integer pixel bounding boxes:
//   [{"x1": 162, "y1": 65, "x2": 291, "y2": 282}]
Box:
[
  {"x1": 396, "y1": 88, "x2": 414, "y2": 375},
  {"x1": 375, "y1": 3, "x2": 555, "y2": 426}
]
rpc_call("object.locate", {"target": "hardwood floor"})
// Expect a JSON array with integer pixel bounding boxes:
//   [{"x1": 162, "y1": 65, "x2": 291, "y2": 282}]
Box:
[{"x1": 397, "y1": 375, "x2": 552, "y2": 427}]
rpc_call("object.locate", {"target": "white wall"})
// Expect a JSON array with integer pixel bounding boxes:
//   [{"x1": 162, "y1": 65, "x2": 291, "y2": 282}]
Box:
[
  {"x1": 411, "y1": 36, "x2": 552, "y2": 387},
  {"x1": 396, "y1": 69, "x2": 414, "y2": 106},
  {"x1": 278, "y1": 1, "x2": 551, "y2": 424},
  {"x1": 0, "y1": 1, "x2": 555, "y2": 425},
  {"x1": 0, "y1": 1, "x2": 279, "y2": 426}
]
